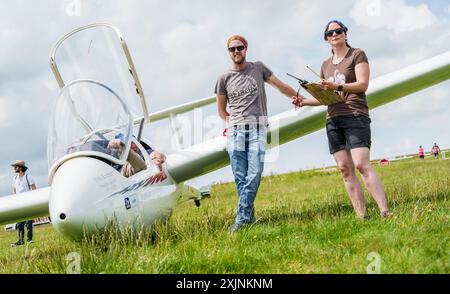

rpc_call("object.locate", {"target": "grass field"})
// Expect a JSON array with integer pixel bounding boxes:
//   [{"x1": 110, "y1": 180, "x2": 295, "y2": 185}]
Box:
[{"x1": 0, "y1": 155, "x2": 448, "y2": 274}]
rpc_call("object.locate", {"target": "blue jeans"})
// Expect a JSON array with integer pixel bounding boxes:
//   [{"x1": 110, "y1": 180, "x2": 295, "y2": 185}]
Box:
[
  {"x1": 227, "y1": 126, "x2": 266, "y2": 225},
  {"x1": 17, "y1": 220, "x2": 33, "y2": 242}
]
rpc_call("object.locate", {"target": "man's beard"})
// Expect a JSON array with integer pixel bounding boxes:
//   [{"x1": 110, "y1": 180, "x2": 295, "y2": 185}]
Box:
[{"x1": 233, "y1": 55, "x2": 245, "y2": 65}]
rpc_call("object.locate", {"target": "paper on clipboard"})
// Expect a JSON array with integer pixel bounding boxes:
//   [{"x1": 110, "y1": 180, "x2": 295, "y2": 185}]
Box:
[
  {"x1": 286, "y1": 72, "x2": 344, "y2": 106},
  {"x1": 301, "y1": 83, "x2": 344, "y2": 105}
]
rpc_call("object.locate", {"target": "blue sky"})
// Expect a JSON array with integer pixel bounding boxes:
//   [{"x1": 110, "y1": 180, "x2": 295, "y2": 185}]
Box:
[{"x1": 0, "y1": 0, "x2": 449, "y2": 195}]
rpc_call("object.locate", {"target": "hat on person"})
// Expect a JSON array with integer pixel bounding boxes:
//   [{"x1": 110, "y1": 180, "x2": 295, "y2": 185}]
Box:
[
  {"x1": 11, "y1": 160, "x2": 26, "y2": 168},
  {"x1": 115, "y1": 133, "x2": 126, "y2": 142},
  {"x1": 227, "y1": 35, "x2": 248, "y2": 49}
]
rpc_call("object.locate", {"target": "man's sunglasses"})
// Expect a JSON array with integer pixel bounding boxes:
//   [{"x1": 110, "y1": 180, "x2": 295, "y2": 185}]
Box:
[
  {"x1": 228, "y1": 45, "x2": 245, "y2": 52},
  {"x1": 324, "y1": 28, "x2": 345, "y2": 38}
]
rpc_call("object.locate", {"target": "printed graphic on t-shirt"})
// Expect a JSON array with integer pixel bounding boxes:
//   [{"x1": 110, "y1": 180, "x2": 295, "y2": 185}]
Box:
[
  {"x1": 327, "y1": 69, "x2": 346, "y2": 94},
  {"x1": 228, "y1": 76, "x2": 259, "y2": 100}
]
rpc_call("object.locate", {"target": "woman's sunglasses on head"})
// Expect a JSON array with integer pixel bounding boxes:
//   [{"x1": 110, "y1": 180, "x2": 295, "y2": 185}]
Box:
[{"x1": 325, "y1": 28, "x2": 345, "y2": 38}]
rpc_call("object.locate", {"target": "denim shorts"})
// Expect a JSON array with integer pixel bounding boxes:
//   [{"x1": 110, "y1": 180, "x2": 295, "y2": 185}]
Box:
[{"x1": 326, "y1": 115, "x2": 371, "y2": 154}]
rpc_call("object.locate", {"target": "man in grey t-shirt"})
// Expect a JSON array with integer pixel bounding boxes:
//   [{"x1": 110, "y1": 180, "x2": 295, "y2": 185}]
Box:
[{"x1": 215, "y1": 35, "x2": 303, "y2": 233}]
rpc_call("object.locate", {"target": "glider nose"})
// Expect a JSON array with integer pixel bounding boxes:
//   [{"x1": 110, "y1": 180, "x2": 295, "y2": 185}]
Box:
[
  {"x1": 49, "y1": 157, "x2": 111, "y2": 240},
  {"x1": 51, "y1": 208, "x2": 84, "y2": 240}
]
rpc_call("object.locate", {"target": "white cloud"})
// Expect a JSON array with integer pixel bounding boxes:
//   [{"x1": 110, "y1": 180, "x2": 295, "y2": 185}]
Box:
[
  {"x1": 158, "y1": 22, "x2": 226, "y2": 100},
  {"x1": 350, "y1": 0, "x2": 437, "y2": 33},
  {"x1": 0, "y1": 175, "x2": 12, "y2": 197},
  {"x1": 0, "y1": 97, "x2": 12, "y2": 127}
]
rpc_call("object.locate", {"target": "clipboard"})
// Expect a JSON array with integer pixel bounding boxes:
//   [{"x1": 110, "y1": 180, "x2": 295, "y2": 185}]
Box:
[{"x1": 287, "y1": 73, "x2": 344, "y2": 106}]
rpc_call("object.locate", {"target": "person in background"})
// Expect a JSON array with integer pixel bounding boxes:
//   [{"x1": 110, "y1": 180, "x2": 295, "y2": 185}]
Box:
[
  {"x1": 10, "y1": 160, "x2": 37, "y2": 247},
  {"x1": 430, "y1": 143, "x2": 440, "y2": 159},
  {"x1": 418, "y1": 145, "x2": 425, "y2": 160}
]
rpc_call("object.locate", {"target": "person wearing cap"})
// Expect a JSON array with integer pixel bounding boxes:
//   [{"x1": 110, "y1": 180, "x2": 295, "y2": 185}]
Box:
[
  {"x1": 294, "y1": 20, "x2": 391, "y2": 219},
  {"x1": 10, "y1": 160, "x2": 37, "y2": 247},
  {"x1": 215, "y1": 35, "x2": 304, "y2": 232}
]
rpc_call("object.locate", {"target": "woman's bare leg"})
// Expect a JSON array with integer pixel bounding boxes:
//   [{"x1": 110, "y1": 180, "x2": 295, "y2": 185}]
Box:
[
  {"x1": 350, "y1": 147, "x2": 389, "y2": 213},
  {"x1": 333, "y1": 149, "x2": 366, "y2": 217}
]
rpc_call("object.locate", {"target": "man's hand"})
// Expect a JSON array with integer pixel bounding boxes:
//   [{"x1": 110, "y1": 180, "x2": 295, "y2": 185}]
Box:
[{"x1": 292, "y1": 95, "x2": 303, "y2": 109}]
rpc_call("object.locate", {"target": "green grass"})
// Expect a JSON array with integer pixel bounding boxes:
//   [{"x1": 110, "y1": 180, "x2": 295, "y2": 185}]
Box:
[{"x1": 0, "y1": 157, "x2": 448, "y2": 273}]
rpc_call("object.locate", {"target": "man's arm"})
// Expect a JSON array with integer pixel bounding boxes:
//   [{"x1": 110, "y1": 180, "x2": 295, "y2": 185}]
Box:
[
  {"x1": 217, "y1": 94, "x2": 229, "y2": 122},
  {"x1": 267, "y1": 74, "x2": 304, "y2": 99},
  {"x1": 267, "y1": 74, "x2": 315, "y2": 108}
]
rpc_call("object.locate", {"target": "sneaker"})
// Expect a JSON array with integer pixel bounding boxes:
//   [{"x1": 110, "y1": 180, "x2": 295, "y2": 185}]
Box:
[
  {"x1": 10, "y1": 241, "x2": 24, "y2": 247},
  {"x1": 381, "y1": 211, "x2": 393, "y2": 218},
  {"x1": 27, "y1": 240, "x2": 34, "y2": 244},
  {"x1": 229, "y1": 222, "x2": 248, "y2": 233}
]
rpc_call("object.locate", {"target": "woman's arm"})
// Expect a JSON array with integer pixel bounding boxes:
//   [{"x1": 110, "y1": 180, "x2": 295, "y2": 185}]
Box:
[{"x1": 301, "y1": 97, "x2": 322, "y2": 106}]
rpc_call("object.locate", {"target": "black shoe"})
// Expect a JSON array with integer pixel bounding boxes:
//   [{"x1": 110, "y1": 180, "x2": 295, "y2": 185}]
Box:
[
  {"x1": 27, "y1": 240, "x2": 34, "y2": 244},
  {"x1": 356, "y1": 214, "x2": 370, "y2": 221},
  {"x1": 11, "y1": 241, "x2": 24, "y2": 247}
]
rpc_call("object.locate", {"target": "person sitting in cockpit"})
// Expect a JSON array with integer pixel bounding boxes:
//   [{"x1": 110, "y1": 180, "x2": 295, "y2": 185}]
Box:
[
  {"x1": 106, "y1": 138, "x2": 125, "y2": 159},
  {"x1": 107, "y1": 139, "x2": 146, "y2": 177},
  {"x1": 129, "y1": 141, "x2": 167, "y2": 183},
  {"x1": 107, "y1": 137, "x2": 167, "y2": 183},
  {"x1": 121, "y1": 141, "x2": 147, "y2": 177}
]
